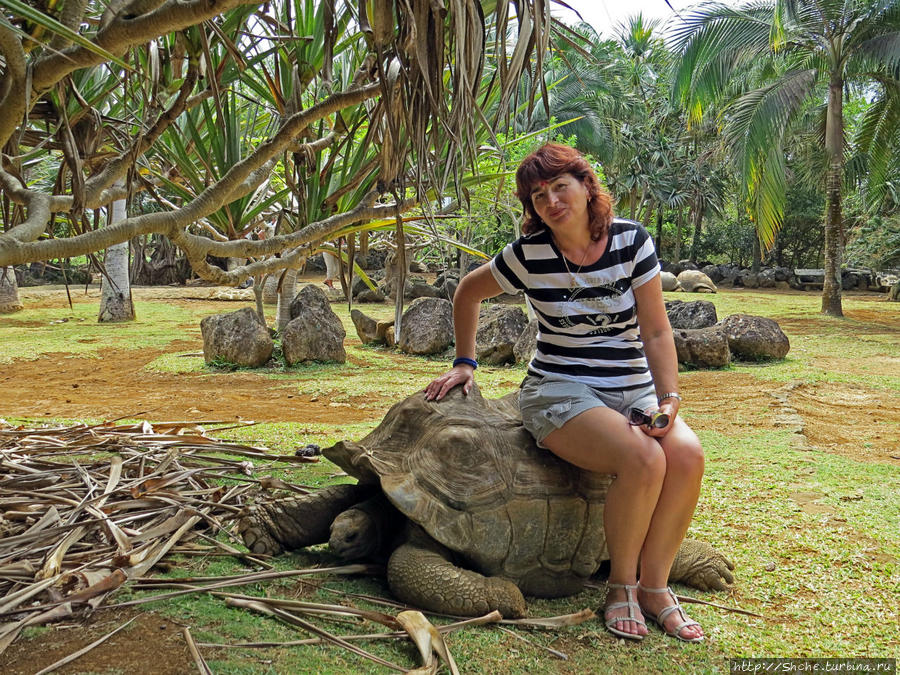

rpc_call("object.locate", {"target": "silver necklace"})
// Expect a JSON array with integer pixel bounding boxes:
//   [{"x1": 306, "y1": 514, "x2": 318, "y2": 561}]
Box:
[{"x1": 559, "y1": 241, "x2": 591, "y2": 286}]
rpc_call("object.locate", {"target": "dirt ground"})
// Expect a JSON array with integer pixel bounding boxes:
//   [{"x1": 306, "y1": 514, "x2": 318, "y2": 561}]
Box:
[
  {"x1": 1, "y1": 283, "x2": 898, "y2": 673},
  {"x1": 4, "y1": 284, "x2": 898, "y2": 463}
]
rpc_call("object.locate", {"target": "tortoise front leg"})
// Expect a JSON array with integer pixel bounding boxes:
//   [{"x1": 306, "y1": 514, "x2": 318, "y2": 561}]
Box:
[
  {"x1": 668, "y1": 539, "x2": 735, "y2": 591},
  {"x1": 238, "y1": 483, "x2": 376, "y2": 556},
  {"x1": 387, "y1": 525, "x2": 527, "y2": 619}
]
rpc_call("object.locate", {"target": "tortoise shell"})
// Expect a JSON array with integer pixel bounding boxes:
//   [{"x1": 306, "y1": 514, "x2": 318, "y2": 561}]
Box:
[{"x1": 324, "y1": 383, "x2": 611, "y2": 597}]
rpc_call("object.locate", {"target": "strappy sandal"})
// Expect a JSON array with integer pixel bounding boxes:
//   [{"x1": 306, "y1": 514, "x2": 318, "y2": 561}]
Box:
[
  {"x1": 603, "y1": 583, "x2": 646, "y2": 641},
  {"x1": 637, "y1": 584, "x2": 704, "y2": 643}
]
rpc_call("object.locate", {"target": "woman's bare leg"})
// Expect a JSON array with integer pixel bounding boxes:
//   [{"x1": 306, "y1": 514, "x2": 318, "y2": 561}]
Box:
[
  {"x1": 636, "y1": 418, "x2": 705, "y2": 639},
  {"x1": 542, "y1": 407, "x2": 666, "y2": 638}
]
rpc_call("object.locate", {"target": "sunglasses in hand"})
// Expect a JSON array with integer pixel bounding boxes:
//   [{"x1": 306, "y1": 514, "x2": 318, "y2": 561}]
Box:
[{"x1": 628, "y1": 407, "x2": 669, "y2": 429}]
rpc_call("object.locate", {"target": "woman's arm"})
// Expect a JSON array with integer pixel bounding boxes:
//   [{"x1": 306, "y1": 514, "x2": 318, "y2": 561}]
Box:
[
  {"x1": 634, "y1": 274, "x2": 680, "y2": 436},
  {"x1": 424, "y1": 264, "x2": 504, "y2": 400}
]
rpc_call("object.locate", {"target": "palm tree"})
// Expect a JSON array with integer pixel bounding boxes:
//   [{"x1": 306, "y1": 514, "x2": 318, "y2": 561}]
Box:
[{"x1": 671, "y1": 0, "x2": 900, "y2": 316}]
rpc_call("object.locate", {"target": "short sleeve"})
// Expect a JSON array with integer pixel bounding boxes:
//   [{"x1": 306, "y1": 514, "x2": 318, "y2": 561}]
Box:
[
  {"x1": 490, "y1": 241, "x2": 528, "y2": 294},
  {"x1": 631, "y1": 225, "x2": 661, "y2": 288}
]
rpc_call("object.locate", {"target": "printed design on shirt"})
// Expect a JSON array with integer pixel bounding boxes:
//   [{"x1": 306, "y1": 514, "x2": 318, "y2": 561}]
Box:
[{"x1": 558, "y1": 279, "x2": 626, "y2": 334}]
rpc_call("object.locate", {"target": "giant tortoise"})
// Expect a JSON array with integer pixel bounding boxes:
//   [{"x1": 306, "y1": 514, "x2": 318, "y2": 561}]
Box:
[{"x1": 238, "y1": 384, "x2": 734, "y2": 618}]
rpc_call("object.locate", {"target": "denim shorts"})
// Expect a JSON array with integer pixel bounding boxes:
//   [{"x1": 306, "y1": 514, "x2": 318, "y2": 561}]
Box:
[{"x1": 519, "y1": 374, "x2": 658, "y2": 447}]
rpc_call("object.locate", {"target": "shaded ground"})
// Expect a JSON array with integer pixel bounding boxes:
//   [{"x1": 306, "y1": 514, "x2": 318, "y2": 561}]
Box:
[
  {"x1": 1, "y1": 610, "x2": 193, "y2": 675},
  {"x1": 1, "y1": 284, "x2": 898, "y2": 673}
]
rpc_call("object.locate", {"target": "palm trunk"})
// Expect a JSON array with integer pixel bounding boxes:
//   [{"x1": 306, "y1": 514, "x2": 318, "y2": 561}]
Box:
[
  {"x1": 674, "y1": 210, "x2": 683, "y2": 261},
  {"x1": 751, "y1": 233, "x2": 761, "y2": 274},
  {"x1": 0, "y1": 267, "x2": 23, "y2": 313},
  {"x1": 689, "y1": 197, "x2": 703, "y2": 262},
  {"x1": 98, "y1": 190, "x2": 135, "y2": 322},
  {"x1": 276, "y1": 268, "x2": 298, "y2": 332},
  {"x1": 822, "y1": 77, "x2": 844, "y2": 317},
  {"x1": 656, "y1": 208, "x2": 664, "y2": 257}
]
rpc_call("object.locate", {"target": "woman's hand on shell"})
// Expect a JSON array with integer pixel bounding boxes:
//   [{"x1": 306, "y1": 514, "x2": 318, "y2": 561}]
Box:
[{"x1": 424, "y1": 366, "x2": 475, "y2": 401}]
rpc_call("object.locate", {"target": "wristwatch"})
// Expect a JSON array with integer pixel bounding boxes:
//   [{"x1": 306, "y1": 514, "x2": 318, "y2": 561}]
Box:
[{"x1": 657, "y1": 392, "x2": 682, "y2": 404}]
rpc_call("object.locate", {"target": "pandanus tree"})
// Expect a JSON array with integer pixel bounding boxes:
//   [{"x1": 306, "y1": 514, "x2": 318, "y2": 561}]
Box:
[
  {"x1": 671, "y1": 0, "x2": 900, "y2": 316},
  {"x1": 0, "y1": 0, "x2": 559, "y2": 320}
]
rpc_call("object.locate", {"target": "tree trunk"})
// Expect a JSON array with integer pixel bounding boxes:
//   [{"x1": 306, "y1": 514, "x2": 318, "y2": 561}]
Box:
[
  {"x1": 689, "y1": 197, "x2": 703, "y2": 262},
  {"x1": 821, "y1": 76, "x2": 844, "y2": 317},
  {"x1": 253, "y1": 275, "x2": 266, "y2": 326},
  {"x1": 751, "y1": 233, "x2": 761, "y2": 274},
  {"x1": 0, "y1": 267, "x2": 23, "y2": 313},
  {"x1": 656, "y1": 207, "x2": 664, "y2": 257},
  {"x1": 276, "y1": 268, "x2": 297, "y2": 332},
  {"x1": 394, "y1": 218, "x2": 407, "y2": 336},
  {"x1": 674, "y1": 210, "x2": 683, "y2": 261},
  {"x1": 98, "y1": 191, "x2": 135, "y2": 322}
]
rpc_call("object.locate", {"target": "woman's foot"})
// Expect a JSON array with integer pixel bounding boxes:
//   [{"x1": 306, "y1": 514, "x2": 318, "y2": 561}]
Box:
[
  {"x1": 603, "y1": 583, "x2": 648, "y2": 640},
  {"x1": 637, "y1": 585, "x2": 704, "y2": 642},
  {"x1": 323, "y1": 279, "x2": 334, "y2": 289}
]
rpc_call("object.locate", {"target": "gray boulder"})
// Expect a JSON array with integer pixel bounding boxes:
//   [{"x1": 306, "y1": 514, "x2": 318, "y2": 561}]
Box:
[
  {"x1": 665, "y1": 300, "x2": 718, "y2": 329},
  {"x1": 677, "y1": 270, "x2": 717, "y2": 293},
  {"x1": 660, "y1": 271, "x2": 681, "y2": 292},
  {"x1": 476, "y1": 305, "x2": 529, "y2": 365},
  {"x1": 377, "y1": 320, "x2": 396, "y2": 344},
  {"x1": 434, "y1": 275, "x2": 458, "y2": 302},
  {"x1": 398, "y1": 297, "x2": 453, "y2": 355},
  {"x1": 350, "y1": 308, "x2": 380, "y2": 344},
  {"x1": 673, "y1": 327, "x2": 731, "y2": 369},
  {"x1": 407, "y1": 281, "x2": 444, "y2": 300},
  {"x1": 701, "y1": 264, "x2": 723, "y2": 283},
  {"x1": 757, "y1": 268, "x2": 777, "y2": 288},
  {"x1": 773, "y1": 266, "x2": 792, "y2": 282},
  {"x1": 719, "y1": 266, "x2": 741, "y2": 287},
  {"x1": 719, "y1": 314, "x2": 790, "y2": 360},
  {"x1": 200, "y1": 307, "x2": 273, "y2": 367},
  {"x1": 352, "y1": 271, "x2": 384, "y2": 298},
  {"x1": 283, "y1": 285, "x2": 346, "y2": 364},
  {"x1": 358, "y1": 289, "x2": 387, "y2": 303},
  {"x1": 513, "y1": 319, "x2": 539, "y2": 364},
  {"x1": 739, "y1": 270, "x2": 759, "y2": 289}
]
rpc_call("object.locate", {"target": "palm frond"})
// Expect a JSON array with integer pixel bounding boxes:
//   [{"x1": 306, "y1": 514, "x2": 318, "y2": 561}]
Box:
[
  {"x1": 725, "y1": 68, "x2": 817, "y2": 246},
  {"x1": 670, "y1": 2, "x2": 774, "y2": 124}
]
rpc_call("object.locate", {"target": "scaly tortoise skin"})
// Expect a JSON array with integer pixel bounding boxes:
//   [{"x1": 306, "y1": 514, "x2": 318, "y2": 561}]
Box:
[{"x1": 238, "y1": 384, "x2": 734, "y2": 618}]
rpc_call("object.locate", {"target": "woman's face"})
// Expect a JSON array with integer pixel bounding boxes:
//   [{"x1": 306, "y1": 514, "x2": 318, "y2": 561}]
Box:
[{"x1": 529, "y1": 172, "x2": 590, "y2": 231}]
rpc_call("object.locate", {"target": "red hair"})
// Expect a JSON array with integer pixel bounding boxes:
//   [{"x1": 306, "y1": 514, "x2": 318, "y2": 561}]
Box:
[{"x1": 515, "y1": 143, "x2": 614, "y2": 240}]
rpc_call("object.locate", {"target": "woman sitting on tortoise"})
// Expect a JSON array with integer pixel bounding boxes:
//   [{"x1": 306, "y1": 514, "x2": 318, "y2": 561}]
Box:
[{"x1": 425, "y1": 143, "x2": 705, "y2": 643}]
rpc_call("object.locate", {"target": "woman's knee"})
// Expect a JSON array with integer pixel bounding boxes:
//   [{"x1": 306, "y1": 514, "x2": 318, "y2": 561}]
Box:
[
  {"x1": 620, "y1": 436, "x2": 666, "y2": 484},
  {"x1": 663, "y1": 433, "x2": 704, "y2": 480}
]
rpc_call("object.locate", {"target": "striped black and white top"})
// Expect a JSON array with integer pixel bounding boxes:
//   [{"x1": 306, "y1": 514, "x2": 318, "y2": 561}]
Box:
[{"x1": 490, "y1": 219, "x2": 660, "y2": 391}]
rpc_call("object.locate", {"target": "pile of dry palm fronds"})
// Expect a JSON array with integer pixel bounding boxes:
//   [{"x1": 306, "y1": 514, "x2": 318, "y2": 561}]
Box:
[
  {"x1": 0, "y1": 418, "x2": 318, "y2": 652},
  {"x1": 0, "y1": 419, "x2": 598, "y2": 672}
]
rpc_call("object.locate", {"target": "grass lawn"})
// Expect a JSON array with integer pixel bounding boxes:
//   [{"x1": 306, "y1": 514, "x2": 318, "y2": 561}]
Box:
[{"x1": 1, "y1": 284, "x2": 897, "y2": 673}]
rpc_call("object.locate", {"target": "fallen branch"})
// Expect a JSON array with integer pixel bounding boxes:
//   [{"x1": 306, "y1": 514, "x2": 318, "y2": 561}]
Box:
[{"x1": 183, "y1": 626, "x2": 214, "y2": 675}]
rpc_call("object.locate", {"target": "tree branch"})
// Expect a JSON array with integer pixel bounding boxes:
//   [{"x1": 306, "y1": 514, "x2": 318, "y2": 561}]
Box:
[
  {"x1": 49, "y1": 0, "x2": 91, "y2": 51},
  {"x1": 83, "y1": 66, "x2": 200, "y2": 202},
  {"x1": 0, "y1": 22, "x2": 27, "y2": 150},
  {"x1": 167, "y1": 194, "x2": 418, "y2": 286},
  {"x1": 30, "y1": 0, "x2": 258, "y2": 95},
  {"x1": 0, "y1": 82, "x2": 379, "y2": 266}
]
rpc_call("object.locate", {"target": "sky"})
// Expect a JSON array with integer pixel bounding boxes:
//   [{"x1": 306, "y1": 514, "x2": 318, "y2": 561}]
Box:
[{"x1": 553, "y1": 0, "x2": 698, "y2": 38}]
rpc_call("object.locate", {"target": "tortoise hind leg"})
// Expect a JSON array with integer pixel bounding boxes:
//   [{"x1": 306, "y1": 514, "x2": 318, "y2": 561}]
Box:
[
  {"x1": 668, "y1": 539, "x2": 735, "y2": 591},
  {"x1": 238, "y1": 483, "x2": 376, "y2": 556},
  {"x1": 387, "y1": 525, "x2": 527, "y2": 619}
]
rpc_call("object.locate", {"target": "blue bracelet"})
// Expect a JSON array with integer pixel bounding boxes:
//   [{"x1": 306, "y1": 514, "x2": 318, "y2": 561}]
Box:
[{"x1": 453, "y1": 357, "x2": 478, "y2": 370}]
